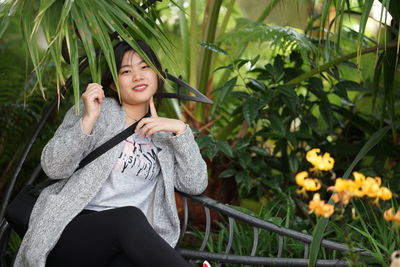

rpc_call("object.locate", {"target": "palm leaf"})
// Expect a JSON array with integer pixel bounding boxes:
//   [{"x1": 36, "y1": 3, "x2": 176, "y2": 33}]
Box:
[
  {"x1": 0, "y1": 0, "x2": 171, "y2": 106},
  {"x1": 65, "y1": 15, "x2": 80, "y2": 113},
  {"x1": 71, "y1": 5, "x2": 100, "y2": 83}
]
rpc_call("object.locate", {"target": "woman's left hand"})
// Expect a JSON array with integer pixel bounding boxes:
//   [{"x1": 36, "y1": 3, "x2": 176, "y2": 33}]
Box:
[{"x1": 135, "y1": 97, "x2": 186, "y2": 137}]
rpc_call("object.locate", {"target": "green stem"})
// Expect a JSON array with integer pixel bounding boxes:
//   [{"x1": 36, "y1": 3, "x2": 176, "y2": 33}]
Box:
[
  {"x1": 189, "y1": 0, "x2": 198, "y2": 87},
  {"x1": 196, "y1": 0, "x2": 222, "y2": 121},
  {"x1": 178, "y1": 0, "x2": 190, "y2": 79},
  {"x1": 286, "y1": 41, "x2": 399, "y2": 85}
]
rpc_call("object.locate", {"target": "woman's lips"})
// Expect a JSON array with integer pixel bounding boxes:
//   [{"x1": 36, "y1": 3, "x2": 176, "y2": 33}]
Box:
[{"x1": 133, "y1": 84, "x2": 147, "y2": 92}]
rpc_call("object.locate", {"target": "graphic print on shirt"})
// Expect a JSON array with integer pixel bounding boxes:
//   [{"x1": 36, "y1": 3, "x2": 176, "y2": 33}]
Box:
[{"x1": 113, "y1": 134, "x2": 160, "y2": 181}]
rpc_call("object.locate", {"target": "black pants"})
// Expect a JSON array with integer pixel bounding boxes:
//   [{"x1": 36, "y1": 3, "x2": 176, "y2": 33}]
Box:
[{"x1": 46, "y1": 206, "x2": 193, "y2": 267}]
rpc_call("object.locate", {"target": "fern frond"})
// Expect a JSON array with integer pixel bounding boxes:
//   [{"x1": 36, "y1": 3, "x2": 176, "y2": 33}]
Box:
[{"x1": 219, "y1": 18, "x2": 316, "y2": 54}]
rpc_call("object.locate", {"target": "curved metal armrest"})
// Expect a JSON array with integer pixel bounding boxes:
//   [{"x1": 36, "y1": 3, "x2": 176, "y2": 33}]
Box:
[{"x1": 176, "y1": 191, "x2": 374, "y2": 262}]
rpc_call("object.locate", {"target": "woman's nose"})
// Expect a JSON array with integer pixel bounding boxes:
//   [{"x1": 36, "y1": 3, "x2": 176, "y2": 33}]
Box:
[{"x1": 132, "y1": 71, "x2": 143, "y2": 81}]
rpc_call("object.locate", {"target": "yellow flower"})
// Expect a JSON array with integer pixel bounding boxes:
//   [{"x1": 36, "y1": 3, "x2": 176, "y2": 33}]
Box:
[
  {"x1": 331, "y1": 191, "x2": 352, "y2": 205},
  {"x1": 353, "y1": 172, "x2": 365, "y2": 187},
  {"x1": 309, "y1": 193, "x2": 334, "y2": 218},
  {"x1": 384, "y1": 208, "x2": 400, "y2": 224},
  {"x1": 306, "y1": 148, "x2": 335, "y2": 171},
  {"x1": 377, "y1": 187, "x2": 392, "y2": 201},
  {"x1": 329, "y1": 178, "x2": 344, "y2": 192},
  {"x1": 295, "y1": 171, "x2": 308, "y2": 186},
  {"x1": 295, "y1": 171, "x2": 321, "y2": 196},
  {"x1": 327, "y1": 175, "x2": 364, "y2": 205},
  {"x1": 361, "y1": 177, "x2": 382, "y2": 198},
  {"x1": 303, "y1": 178, "x2": 322, "y2": 191}
]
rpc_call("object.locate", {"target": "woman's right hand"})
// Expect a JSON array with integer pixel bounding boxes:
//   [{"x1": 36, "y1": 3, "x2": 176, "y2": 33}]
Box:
[{"x1": 81, "y1": 83, "x2": 105, "y2": 135}]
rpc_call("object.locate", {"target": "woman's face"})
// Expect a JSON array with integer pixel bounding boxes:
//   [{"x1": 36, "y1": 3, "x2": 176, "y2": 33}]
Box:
[{"x1": 116, "y1": 50, "x2": 158, "y2": 106}]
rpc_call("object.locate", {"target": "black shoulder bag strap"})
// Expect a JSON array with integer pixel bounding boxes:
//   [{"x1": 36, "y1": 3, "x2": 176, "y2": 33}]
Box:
[
  {"x1": 76, "y1": 112, "x2": 150, "y2": 171},
  {"x1": 5, "y1": 113, "x2": 151, "y2": 238}
]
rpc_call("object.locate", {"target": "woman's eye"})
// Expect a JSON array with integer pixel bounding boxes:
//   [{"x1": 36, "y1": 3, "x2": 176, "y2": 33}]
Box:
[
  {"x1": 121, "y1": 70, "x2": 130, "y2": 74},
  {"x1": 142, "y1": 65, "x2": 150, "y2": 69}
]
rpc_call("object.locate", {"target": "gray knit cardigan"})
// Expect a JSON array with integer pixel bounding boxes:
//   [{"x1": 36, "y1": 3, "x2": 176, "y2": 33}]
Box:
[{"x1": 14, "y1": 97, "x2": 208, "y2": 267}]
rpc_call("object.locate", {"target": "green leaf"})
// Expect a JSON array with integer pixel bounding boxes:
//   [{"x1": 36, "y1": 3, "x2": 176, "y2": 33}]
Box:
[
  {"x1": 250, "y1": 54, "x2": 260, "y2": 67},
  {"x1": 278, "y1": 85, "x2": 298, "y2": 112},
  {"x1": 216, "y1": 140, "x2": 234, "y2": 157},
  {"x1": 219, "y1": 18, "x2": 316, "y2": 53},
  {"x1": 219, "y1": 169, "x2": 237, "y2": 178},
  {"x1": 195, "y1": 135, "x2": 214, "y2": 148},
  {"x1": 21, "y1": 1, "x2": 44, "y2": 91},
  {"x1": 319, "y1": 99, "x2": 335, "y2": 130},
  {"x1": 213, "y1": 76, "x2": 237, "y2": 103},
  {"x1": 269, "y1": 114, "x2": 286, "y2": 135},
  {"x1": 204, "y1": 142, "x2": 219, "y2": 160},
  {"x1": 249, "y1": 146, "x2": 268, "y2": 156},
  {"x1": 234, "y1": 171, "x2": 247, "y2": 183},
  {"x1": 238, "y1": 152, "x2": 251, "y2": 169},
  {"x1": 308, "y1": 217, "x2": 330, "y2": 267},
  {"x1": 234, "y1": 139, "x2": 250, "y2": 150},
  {"x1": 65, "y1": 16, "x2": 80, "y2": 114},
  {"x1": 285, "y1": 132, "x2": 297, "y2": 148},
  {"x1": 79, "y1": 1, "x2": 118, "y2": 94},
  {"x1": 357, "y1": 0, "x2": 374, "y2": 56},
  {"x1": 234, "y1": 58, "x2": 250, "y2": 70},
  {"x1": 333, "y1": 80, "x2": 362, "y2": 99},
  {"x1": 31, "y1": 0, "x2": 57, "y2": 40},
  {"x1": 71, "y1": 6, "x2": 100, "y2": 83},
  {"x1": 247, "y1": 78, "x2": 266, "y2": 92},
  {"x1": 0, "y1": 11, "x2": 11, "y2": 38},
  {"x1": 382, "y1": 48, "x2": 397, "y2": 135},
  {"x1": 343, "y1": 121, "x2": 400, "y2": 179},
  {"x1": 198, "y1": 41, "x2": 228, "y2": 55},
  {"x1": 308, "y1": 77, "x2": 325, "y2": 99},
  {"x1": 213, "y1": 64, "x2": 234, "y2": 72},
  {"x1": 256, "y1": 132, "x2": 285, "y2": 140},
  {"x1": 288, "y1": 152, "x2": 299, "y2": 173},
  {"x1": 277, "y1": 84, "x2": 297, "y2": 99},
  {"x1": 243, "y1": 96, "x2": 259, "y2": 123}
]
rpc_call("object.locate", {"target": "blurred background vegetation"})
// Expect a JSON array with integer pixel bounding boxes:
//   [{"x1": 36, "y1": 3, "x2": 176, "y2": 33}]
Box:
[{"x1": 0, "y1": 0, "x2": 399, "y2": 266}]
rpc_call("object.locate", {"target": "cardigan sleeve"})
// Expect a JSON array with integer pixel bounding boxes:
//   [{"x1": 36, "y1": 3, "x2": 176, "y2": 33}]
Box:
[
  {"x1": 41, "y1": 101, "x2": 98, "y2": 179},
  {"x1": 169, "y1": 125, "x2": 208, "y2": 195}
]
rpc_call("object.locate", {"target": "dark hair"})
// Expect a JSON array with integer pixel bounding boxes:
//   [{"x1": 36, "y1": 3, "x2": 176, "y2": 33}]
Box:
[{"x1": 101, "y1": 40, "x2": 164, "y2": 108}]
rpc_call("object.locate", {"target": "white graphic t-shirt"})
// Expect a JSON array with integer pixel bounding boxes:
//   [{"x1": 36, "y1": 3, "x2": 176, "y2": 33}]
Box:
[{"x1": 85, "y1": 132, "x2": 161, "y2": 217}]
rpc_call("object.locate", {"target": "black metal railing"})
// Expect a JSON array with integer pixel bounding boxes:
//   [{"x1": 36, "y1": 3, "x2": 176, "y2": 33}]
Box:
[{"x1": 174, "y1": 193, "x2": 376, "y2": 266}]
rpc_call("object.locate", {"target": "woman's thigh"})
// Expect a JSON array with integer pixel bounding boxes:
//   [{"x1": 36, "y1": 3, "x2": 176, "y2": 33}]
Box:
[
  {"x1": 46, "y1": 206, "x2": 192, "y2": 267},
  {"x1": 46, "y1": 208, "x2": 132, "y2": 267}
]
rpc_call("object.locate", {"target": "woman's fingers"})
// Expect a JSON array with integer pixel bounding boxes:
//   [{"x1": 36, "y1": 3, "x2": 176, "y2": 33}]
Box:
[
  {"x1": 138, "y1": 121, "x2": 159, "y2": 137},
  {"x1": 135, "y1": 117, "x2": 186, "y2": 136},
  {"x1": 135, "y1": 118, "x2": 149, "y2": 132},
  {"x1": 149, "y1": 96, "x2": 158, "y2": 117},
  {"x1": 82, "y1": 83, "x2": 105, "y2": 119},
  {"x1": 145, "y1": 125, "x2": 164, "y2": 137},
  {"x1": 85, "y1": 88, "x2": 104, "y2": 103}
]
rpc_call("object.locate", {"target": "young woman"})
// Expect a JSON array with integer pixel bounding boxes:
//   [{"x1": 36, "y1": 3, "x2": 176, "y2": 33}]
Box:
[{"x1": 14, "y1": 40, "x2": 209, "y2": 267}]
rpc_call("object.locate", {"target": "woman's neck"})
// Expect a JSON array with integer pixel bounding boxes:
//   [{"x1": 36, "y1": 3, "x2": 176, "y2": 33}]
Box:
[{"x1": 122, "y1": 102, "x2": 148, "y2": 125}]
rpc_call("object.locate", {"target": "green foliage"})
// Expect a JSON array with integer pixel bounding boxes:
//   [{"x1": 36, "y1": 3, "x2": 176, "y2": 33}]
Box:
[
  {"x1": 0, "y1": 0, "x2": 173, "y2": 111},
  {"x1": 200, "y1": 46, "x2": 400, "y2": 264},
  {"x1": 219, "y1": 18, "x2": 317, "y2": 54}
]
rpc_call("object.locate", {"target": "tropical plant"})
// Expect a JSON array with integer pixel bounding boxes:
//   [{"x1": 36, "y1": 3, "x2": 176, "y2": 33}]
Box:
[{"x1": 0, "y1": 0, "x2": 174, "y2": 113}]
